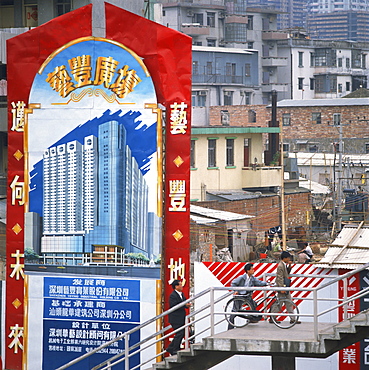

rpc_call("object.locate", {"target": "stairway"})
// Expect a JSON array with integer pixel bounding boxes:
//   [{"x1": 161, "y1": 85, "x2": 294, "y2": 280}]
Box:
[{"x1": 150, "y1": 309, "x2": 369, "y2": 370}]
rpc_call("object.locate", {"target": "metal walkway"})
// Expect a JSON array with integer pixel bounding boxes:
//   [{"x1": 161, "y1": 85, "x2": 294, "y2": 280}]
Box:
[
  {"x1": 56, "y1": 262, "x2": 369, "y2": 370},
  {"x1": 151, "y1": 311, "x2": 369, "y2": 369}
]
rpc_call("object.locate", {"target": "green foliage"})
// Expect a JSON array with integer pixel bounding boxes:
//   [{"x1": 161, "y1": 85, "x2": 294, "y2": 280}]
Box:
[
  {"x1": 24, "y1": 247, "x2": 40, "y2": 262},
  {"x1": 125, "y1": 252, "x2": 150, "y2": 263},
  {"x1": 270, "y1": 151, "x2": 280, "y2": 165},
  {"x1": 154, "y1": 254, "x2": 161, "y2": 264}
]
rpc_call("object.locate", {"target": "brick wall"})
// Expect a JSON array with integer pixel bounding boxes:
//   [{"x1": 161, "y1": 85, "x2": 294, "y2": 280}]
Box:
[
  {"x1": 277, "y1": 105, "x2": 369, "y2": 140},
  {"x1": 208, "y1": 104, "x2": 369, "y2": 153},
  {"x1": 194, "y1": 191, "x2": 311, "y2": 234},
  {"x1": 209, "y1": 105, "x2": 270, "y2": 127}
]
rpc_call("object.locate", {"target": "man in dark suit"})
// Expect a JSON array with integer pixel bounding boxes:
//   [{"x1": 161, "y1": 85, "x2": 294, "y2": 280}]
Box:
[{"x1": 166, "y1": 280, "x2": 190, "y2": 356}]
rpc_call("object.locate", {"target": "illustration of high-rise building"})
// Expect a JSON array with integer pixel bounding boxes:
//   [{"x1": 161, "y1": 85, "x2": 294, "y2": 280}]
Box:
[{"x1": 41, "y1": 120, "x2": 149, "y2": 255}]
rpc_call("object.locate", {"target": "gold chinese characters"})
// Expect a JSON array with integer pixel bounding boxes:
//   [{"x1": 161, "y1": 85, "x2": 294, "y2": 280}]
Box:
[{"x1": 46, "y1": 55, "x2": 141, "y2": 99}]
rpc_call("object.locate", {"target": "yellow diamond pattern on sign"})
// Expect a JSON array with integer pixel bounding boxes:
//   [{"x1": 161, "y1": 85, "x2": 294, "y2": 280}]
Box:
[
  {"x1": 12, "y1": 298, "x2": 22, "y2": 309},
  {"x1": 12, "y1": 223, "x2": 22, "y2": 235},
  {"x1": 13, "y1": 150, "x2": 23, "y2": 161},
  {"x1": 172, "y1": 229, "x2": 183, "y2": 241},
  {"x1": 173, "y1": 156, "x2": 184, "y2": 167}
]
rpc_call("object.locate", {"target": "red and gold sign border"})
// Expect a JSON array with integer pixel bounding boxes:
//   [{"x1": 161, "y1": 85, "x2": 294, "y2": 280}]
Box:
[{"x1": 6, "y1": 4, "x2": 191, "y2": 368}]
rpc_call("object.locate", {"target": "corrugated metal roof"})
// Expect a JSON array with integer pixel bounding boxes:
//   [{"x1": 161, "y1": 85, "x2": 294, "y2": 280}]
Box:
[
  {"x1": 331, "y1": 225, "x2": 369, "y2": 247},
  {"x1": 299, "y1": 179, "x2": 330, "y2": 194},
  {"x1": 207, "y1": 190, "x2": 267, "y2": 201},
  {"x1": 190, "y1": 204, "x2": 253, "y2": 222},
  {"x1": 289, "y1": 152, "x2": 369, "y2": 167},
  {"x1": 277, "y1": 98, "x2": 369, "y2": 107},
  {"x1": 316, "y1": 224, "x2": 369, "y2": 269},
  {"x1": 192, "y1": 46, "x2": 254, "y2": 54},
  {"x1": 190, "y1": 215, "x2": 218, "y2": 225}
]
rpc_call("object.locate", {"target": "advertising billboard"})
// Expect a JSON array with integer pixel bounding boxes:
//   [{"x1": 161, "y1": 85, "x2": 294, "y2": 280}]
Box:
[{"x1": 6, "y1": 4, "x2": 191, "y2": 369}]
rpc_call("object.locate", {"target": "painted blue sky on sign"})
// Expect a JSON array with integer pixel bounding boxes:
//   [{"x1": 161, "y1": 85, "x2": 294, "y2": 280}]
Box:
[{"x1": 27, "y1": 38, "x2": 158, "y2": 213}]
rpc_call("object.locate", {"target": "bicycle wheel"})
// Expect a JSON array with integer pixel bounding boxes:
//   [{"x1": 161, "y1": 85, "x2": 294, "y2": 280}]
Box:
[
  {"x1": 269, "y1": 299, "x2": 299, "y2": 329},
  {"x1": 225, "y1": 297, "x2": 253, "y2": 328}
]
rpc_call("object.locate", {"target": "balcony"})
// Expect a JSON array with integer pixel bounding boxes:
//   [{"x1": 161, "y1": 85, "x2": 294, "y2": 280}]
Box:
[
  {"x1": 261, "y1": 83, "x2": 289, "y2": 93},
  {"x1": 181, "y1": 24, "x2": 210, "y2": 36},
  {"x1": 242, "y1": 166, "x2": 282, "y2": 188},
  {"x1": 193, "y1": 74, "x2": 245, "y2": 85},
  {"x1": 262, "y1": 31, "x2": 289, "y2": 41},
  {"x1": 262, "y1": 57, "x2": 288, "y2": 67}
]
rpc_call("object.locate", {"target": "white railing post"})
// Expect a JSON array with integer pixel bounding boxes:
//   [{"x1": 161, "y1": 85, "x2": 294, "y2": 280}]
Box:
[
  {"x1": 343, "y1": 278, "x2": 348, "y2": 320},
  {"x1": 313, "y1": 289, "x2": 318, "y2": 340},
  {"x1": 185, "y1": 316, "x2": 189, "y2": 349},
  {"x1": 210, "y1": 287, "x2": 215, "y2": 336},
  {"x1": 125, "y1": 333, "x2": 130, "y2": 370}
]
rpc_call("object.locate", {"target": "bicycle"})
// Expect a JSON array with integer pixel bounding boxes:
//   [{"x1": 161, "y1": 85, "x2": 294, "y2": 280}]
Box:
[{"x1": 224, "y1": 289, "x2": 299, "y2": 329}]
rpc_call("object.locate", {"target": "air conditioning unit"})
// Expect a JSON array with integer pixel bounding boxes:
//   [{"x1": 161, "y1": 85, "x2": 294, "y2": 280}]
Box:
[
  {"x1": 187, "y1": 10, "x2": 194, "y2": 17},
  {"x1": 198, "y1": 90, "x2": 207, "y2": 96},
  {"x1": 219, "y1": 38, "x2": 225, "y2": 46},
  {"x1": 219, "y1": 11, "x2": 225, "y2": 19}
]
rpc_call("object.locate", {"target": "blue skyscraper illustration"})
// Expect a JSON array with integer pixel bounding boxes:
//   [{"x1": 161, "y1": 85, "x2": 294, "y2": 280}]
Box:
[{"x1": 41, "y1": 119, "x2": 149, "y2": 255}]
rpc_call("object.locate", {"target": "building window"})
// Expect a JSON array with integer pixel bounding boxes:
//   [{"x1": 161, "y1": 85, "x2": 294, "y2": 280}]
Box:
[
  {"x1": 224, "y1": 91, "x2": 233, "y2": 105},
  {"x1": 226, "y1": 139, "x2": 235, "y2": 166},
  {"x1": 283, "y1": 143, "x2": 290, "y2": 152},
  {"x1": 362, "y1": 54, "x2": 366, "y2": 69},
  {"x1": 248, "y1": 109, "x2": 256, "y2": 123},
  {"x1": 206, "y1": 61, "x2": 213, "y2": 75},
  {"x1": 245, "y1": 63, "x2": 251, "y2": 77},
  {"x1": 247, "y1": 42, "x2": 254, "y2": 49},
  {"x1": 226, "y1": 63, "x2": 236, "y2": 76},
  {"x1": 56, "y1": 0, "x2": 71, "y2": 16},
  {"x1": 221, "y1": 110, "x2": 230, "y2": 125},
  {"x1": 315, "y1": 75, "x2": 337, "y2": 93},
  {"x1": 193, "y1": 13, "x2": 204, "y2": 25},
  {"x1": 193, "y1": 61, "x2": 199, "y2": 75},
  {"x1": 338, "y1": 83, "x2": 342, "y2": 93},
  {"x1": 247, "y1": 15, "x2": 253, "y2": 30},
  {"x1": 207, "y1": 39, "x2": 216, "y2": 47},
  {"x1": 208, "y1": 139, "x2": 217, "y2": 167},
  {"x1": 193, "y1": 41, "x2": 202, "y2": 46},
  {"x1": 352, "y1": 49, "x2": 362, "y2": 68},
  {"x1": 313, "y1": 48, "x2": 336, "y2": 67},
  {"x1": 192, "y1": 91, "x2": 206, "y2": 107},
  {"x1": 346, "y1": 81, "x2": 351, "y2": 91},
  {"x1": 333, "y1": 113, "x2": 341, "y2": 126},
  {"x1": 298, "y1": 52, "x2": 304, "y2": 67},
  {"x1": 310, "y1": 52, "x2": 314, "y2": 67},
  {"x1": 190, "y1": 140, "x2": 196, "y2": 168},
  {"x1": 207, "y1": 12, "x2": 215, "y2": 27},
  {"x1": 312, "y1": 112, "x2": 321, "y2": 124},
  {"x1": 365, "y1": 143, "x2": 369, "y2": 154},
  {"x1": 282, "y1": 113, "x2": 291, "y2": 126},
  {"x1": 244, "y1": 92, "x2": 251, "y2": 105},
  {"x1": 310, "y1": 78, "x2": 315, "y2": 90},
  {"x1": 338, "y1": 58, "x2": 342, "y2": 67},
  {"x1": 309, "y1": 144, "x2": 318, "y2": 152},
  {"x1": 346, "y1": 58, "x2": 350, "y2": 68},
  {"x1": 298, "y1": 77, "x2": 304, "y2": 90}
]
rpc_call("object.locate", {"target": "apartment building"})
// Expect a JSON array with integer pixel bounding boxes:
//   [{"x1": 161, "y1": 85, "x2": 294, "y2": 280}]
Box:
[
  {"x1": 277, "y1": 36, "x2": 369, "y2": 100},
  {"x1": 156, "y1": 0, "x2": 288, "y2": 106},
  {"x1": 307, "y1": 11, "x2": 369, "y2": 41}
]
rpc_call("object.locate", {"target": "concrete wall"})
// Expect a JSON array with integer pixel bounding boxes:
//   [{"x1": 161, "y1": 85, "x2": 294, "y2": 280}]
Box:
[{"x1": 190, "y1": 132, "x2": 265, "y2": 201}]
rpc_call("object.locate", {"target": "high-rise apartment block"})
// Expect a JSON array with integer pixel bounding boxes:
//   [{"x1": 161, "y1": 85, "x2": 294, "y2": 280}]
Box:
[{"x1": 41, "y1": 120, "x2": 149, "y2": 256}]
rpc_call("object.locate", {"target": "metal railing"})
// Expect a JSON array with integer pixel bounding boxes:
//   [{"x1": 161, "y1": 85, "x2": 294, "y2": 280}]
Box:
[{"x1": 56, "y1": 262, "x2": 369, "y2": 370}]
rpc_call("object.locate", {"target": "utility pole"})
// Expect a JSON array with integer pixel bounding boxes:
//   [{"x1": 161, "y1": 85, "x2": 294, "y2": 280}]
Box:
[{"x1": 337, "y1": 123, "x2": 343, "y2": 232}]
